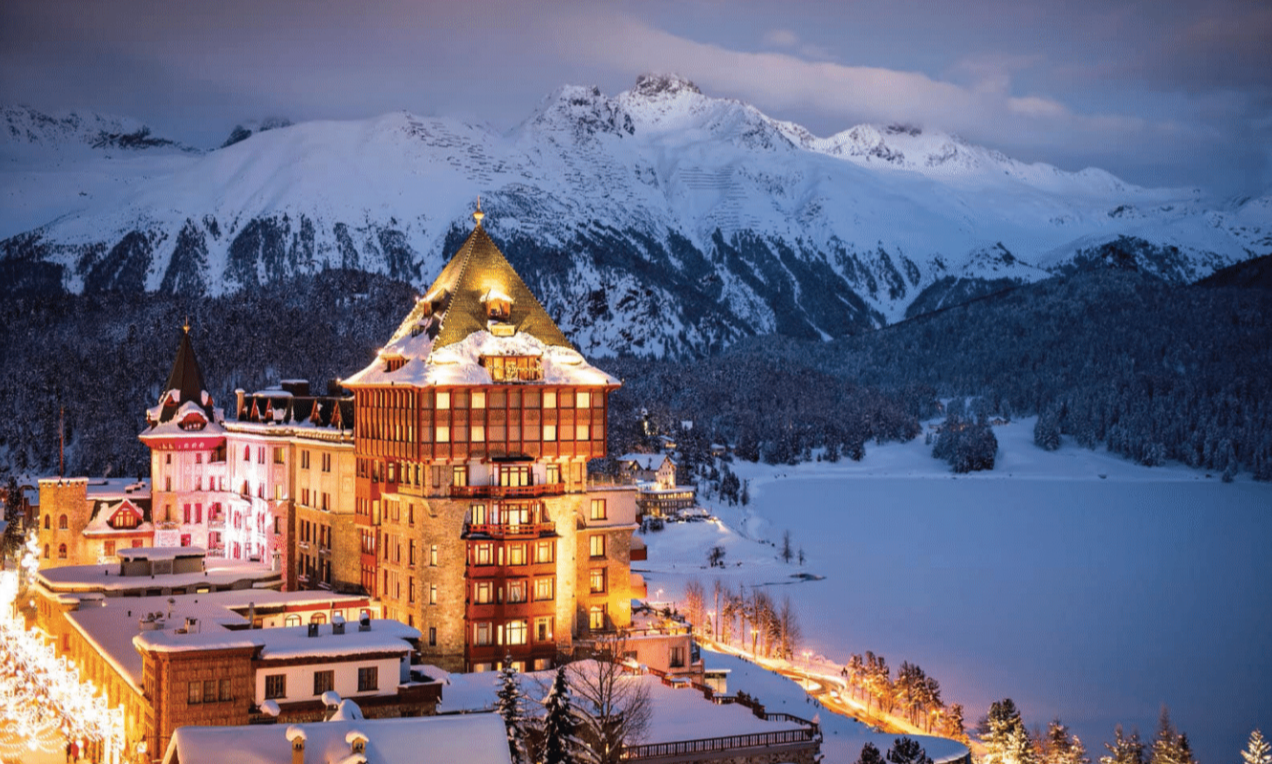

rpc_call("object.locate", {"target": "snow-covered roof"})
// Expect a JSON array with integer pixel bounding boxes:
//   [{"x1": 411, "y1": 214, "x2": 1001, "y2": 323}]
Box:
[
  {"x1": 37, "y1": 556, "x2": 280, "y2": 593},
  {"x1": 117, "y1": 545, "x2": 205, "y2": 561},
  {"x1": 344, "y1": 221, "x2": 617, "y2": 390},
  {"x1": 617, "y1": 453, "x2": 670, "y2": 470},
  {"x1": 163, "y1": 714, "x2": 512, "y2": 764},
  {"x1": 145, "y1": 327, "x2": 218, "y2": 427},
  {"x1": 134, "y1": 619, "x2": 419, "y2": 660}
]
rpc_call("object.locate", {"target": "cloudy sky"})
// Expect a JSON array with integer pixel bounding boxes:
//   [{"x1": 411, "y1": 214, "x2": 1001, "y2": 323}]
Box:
[{"x1": 3, "y1": 0, "x2": 1270, "y2": 195}]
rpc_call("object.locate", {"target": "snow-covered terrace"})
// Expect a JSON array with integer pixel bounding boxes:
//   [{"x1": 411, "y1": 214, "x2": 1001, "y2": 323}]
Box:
[{"x1": 37, "y1": 556, "x2": 280, "y2": 595}]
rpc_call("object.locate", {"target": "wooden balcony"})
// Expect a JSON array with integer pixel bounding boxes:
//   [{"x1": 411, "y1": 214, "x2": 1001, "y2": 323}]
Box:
[
  {"x1": 465, "y1": 522, "x2": 555, "y2": 538},
  {"x1": 451, "y1": 482, "x2": 566, "y2": 499}
]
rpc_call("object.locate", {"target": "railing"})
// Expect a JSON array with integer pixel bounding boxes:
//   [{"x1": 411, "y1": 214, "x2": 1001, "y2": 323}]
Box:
[
  {"x1": 466, "y1": 522, "x2": 554, "y2": 538},
  {"x1": 451, "y1": 483, "x2": 565, "y2": 499},
  {"x1": 621, "y1": 727, "x2": 818, "y2": 760}
]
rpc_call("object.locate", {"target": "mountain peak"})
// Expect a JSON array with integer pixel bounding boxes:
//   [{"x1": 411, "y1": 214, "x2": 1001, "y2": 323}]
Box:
[{"x1": 632, "y1": 73, "x2": 701, "y2": 98}]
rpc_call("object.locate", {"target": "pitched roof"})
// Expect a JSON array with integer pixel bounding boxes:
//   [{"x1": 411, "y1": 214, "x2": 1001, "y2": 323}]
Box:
[
  {"x1": 388, "y1": 222, "x2": 572, "y2": 353},
  {"x1": 151, "y1": 327, "x2": 213, "y2": 423}
]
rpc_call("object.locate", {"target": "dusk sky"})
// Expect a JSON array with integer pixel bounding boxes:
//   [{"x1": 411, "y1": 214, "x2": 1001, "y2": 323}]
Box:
[{"x1": 2, "y1": 0, "x2": 1270, "y2": 195}]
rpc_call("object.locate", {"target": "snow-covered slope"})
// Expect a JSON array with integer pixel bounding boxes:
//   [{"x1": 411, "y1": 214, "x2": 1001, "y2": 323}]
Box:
[{"x1": 2, "y1": 77, "x2": 1269, "y2": 357}]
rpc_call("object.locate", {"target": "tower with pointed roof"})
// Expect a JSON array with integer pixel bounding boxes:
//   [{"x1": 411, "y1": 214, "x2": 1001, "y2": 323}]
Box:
[{"x1": 343, "y1": 205, "x2": 638, "y2": 672}]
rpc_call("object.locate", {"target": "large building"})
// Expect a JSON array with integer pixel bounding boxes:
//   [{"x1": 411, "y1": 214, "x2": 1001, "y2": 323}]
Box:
[{"x1": 343, "y1": 208, "x2": 639, "y2": 672}]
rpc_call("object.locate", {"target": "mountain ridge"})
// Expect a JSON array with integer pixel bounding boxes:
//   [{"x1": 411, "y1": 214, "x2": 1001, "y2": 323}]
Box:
[{"x1": 2, "y1": 78, "x2": 1269, "y2": 358}]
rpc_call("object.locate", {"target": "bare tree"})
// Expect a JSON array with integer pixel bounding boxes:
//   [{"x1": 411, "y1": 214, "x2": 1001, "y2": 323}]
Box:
[
  {"x1": 682, "y1": 579, "x2": 706, "y2": 633},
  {"x1": 568, "y1": 637, "x2": 652, "y2": 764},
  {"x1": 781, "y1": 529, "x2": 793, "y2": 563}
]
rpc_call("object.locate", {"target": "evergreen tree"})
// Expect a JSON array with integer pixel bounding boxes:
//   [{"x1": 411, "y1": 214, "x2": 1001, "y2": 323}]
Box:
[
  {"x1": 740, "y1": 479, "x2": 750, "y2": 506},
  {"x1": 540, "y1": 666, "x2": 578, "y2": 764},
  {"x1": 981, "y1": 699, "x2": 1036, "y2": 764},
  {"x1": 857, "y1": 742, "x2": 886, "y2": 764},
  {"x1": 1241, "y1": 730, "x2": 1271, "y2": 764},
  {"x1": 496, "y1": 657, "x2": 528, "y2": 764},
  {"x1": 1101, "y1": 725, "x2": 1146, "y2": 764},
  {"x1": 887, "y1": 737, "x2": 933, "y2": 764},
  {"x1": 781, "y1": 530, "x2": 793, "y2": 563},
  {"x1": 1042, "y1": 719, "x2": 1090, "y2": 764},
  {"x1": 1149, "y1": 708, "x2": 1194, "y2": 764},
  {"x1": 1, "y1": 474, "x2": 24, "y2": 562}
]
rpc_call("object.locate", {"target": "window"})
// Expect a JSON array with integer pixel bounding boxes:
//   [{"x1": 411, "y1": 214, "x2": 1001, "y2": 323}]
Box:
[
  {"x1": 590, "y1": 499, "x2": 607, "y2": 521},
  {"x1": 257, "y1": 447, "x2": 265, "y2": 464},
  {"x1": 589, "y1": 606, "x2": 606, "y2": 630},
  {"x1": 535, "y1": 540, "x2": 555, "y2": 564},
  {"x1": 428, "y1": 627, "x2": 437, "y2": 647},
  {"x1": 436, "y1": 425, "x2": 450, "y2": 443},
  {"x1": 452, "y1": 465, "x2": 468, "y2": 487},
  {"x1": 408, "y1": 541, "x2": 417, "y2": 566},
  {"x1": 322, "y1": 453, "x2": 332, "y2": 472},
  {"x1": 265, "y1": 674, "x2": 286, "y2": 700},
  {"x1": 284, "y1": 614, "x2": 301, "y2": 627},
  {"x1": 313, "y1": 670, "x2": 335, "y2": 696},
  {"x1": 43, "y1": 515, "x2": 49, "y2": 530},
  {"x1": 590, "y1": 535, "x2": 606, "y2": 559},
  {"x1": 576, "y1": 424, "x2": 590, "y2": 441},
  {"x1": 219, "y1": 678, "x2": 232, "y2": 701},
  {"x1": 358, "y1": 667, "x2": 378, "y2": 692},
  {"x1": 535, "y1": 617, "x2": 554, "y2": 642},
  {"x1": 507, "y1": 544, "x2": 526, "y2": 566},
  {"x1": 43, "y1": 544, "x2": 49, "y2": 559},
  {"x1": 430, "y1": 544, "x2": 438, "y2": 567},
  {"x1": 474, "y1": 581, "x2": 493, "y2": 604},
  {"x1": 104, "y1": 540, "x2": 116, "y2": 557},
  {"x1": 473, "y1": 543, "x2": 494, "y2": 566},
  {"x1": 546, "y1": 464, "x2": 561, "y2": 485},
  {"x1": 670, "y1": 646, "x2": 686, "y2": 668},
  {"x1": 273, "y1": 447, "x2": 284, "y2": 464},
  {"x1": 475, "y1": 622, "x2": 493, "y2": 646},
  {"x1": 204, "y1": 679, "x2": 217, "y2": 703},
  {"x1": 535, "y1": 577, "x2": 555, "y2": 601},
  {"x1": 243, "y1": 446, "x2": 250, "y2": 461},
  {"x1": 187, "y1": 681, "x2": 202, "y2": 705},
  {"x1": 58, "y1": 514, "x2": 68, "y2": 530},
  {"x1": 576, "y1": 391, "x2": 591, "y2": 408},
  {"x1": 471, "y1": 424, "x2": 486, "y2": 442},
  {"x1": 436, "y1": 391, "x2": 451, "y2": 410},
  {"x1": 166, "y1": 453, "x2": 172, "y2": 464},
  {"x1": 507, "y1": 580, "x2": 527, "y2": 603},
  {"x1": 506, "y1": 620, "x2": 528, "y2": 645},
  {"x1": 544, "y1": 391, "x2": 557, "y2": 408},
  {"x1": 301, "y1": 451, "x2": 310, "y2": 469},
  {"x1": 57, "y1": 544, "x2": 67, "y2": 560},
  {"x1": 589, "y1": 568, "x2": 606, "y2": 594},
  {"x1": 543, "y1": 424, "x2": 557, "y2": 442}
]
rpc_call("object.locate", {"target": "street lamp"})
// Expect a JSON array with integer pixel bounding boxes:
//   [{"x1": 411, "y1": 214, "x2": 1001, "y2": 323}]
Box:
[{"x1": 751, "y1": 627, "x2": 759, "y2": 659}]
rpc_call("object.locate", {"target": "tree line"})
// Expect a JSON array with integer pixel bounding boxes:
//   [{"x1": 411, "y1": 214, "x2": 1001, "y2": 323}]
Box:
[
  {"x1": 841, "y1": 651, "x2": 967, "y2": 741},
  {"x1": 679, "y1": 578, "x2": 802, "y2": 663}
]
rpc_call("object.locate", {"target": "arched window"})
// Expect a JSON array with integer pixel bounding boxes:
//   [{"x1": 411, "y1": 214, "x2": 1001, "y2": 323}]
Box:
[
  {"x1": 58, "y1": 514, "x2": 68, "y2": 530},
  {"x1": 43, "y1": 515, "x2": 50, "y2": 530},
  {"x1": 43, "y1": 544, "x2": 49, "y2": 559},
  {"x1": 310, "y1": 613, "x2": 327, "y2": 624},
  {"x1": 57, "y1": 543, "x2": 67, "y2": 559},
  {"x1": 284, "y1": 614, "x2": 301, "y2": 627}
]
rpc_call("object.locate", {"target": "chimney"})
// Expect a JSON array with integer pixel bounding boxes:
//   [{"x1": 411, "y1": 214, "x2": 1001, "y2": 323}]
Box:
[
  {"x1": 307, "y1": 622, "x2": 320, "y2": 638},
  {"x1": 285, "y1": 726, "x2": 306, "y2": 764},
  {"x1": 346, "y1": 731, "x2": 368, "y2": 756},
  {"x1": 358, "y1": 613, "x2": 371, "y2": 632},
  {"x1": 235, "y1": 389, "x2": 246, "y2": 420},
  {"x1": 332, "y1": 613, "x2": 346, "y2": 635}
]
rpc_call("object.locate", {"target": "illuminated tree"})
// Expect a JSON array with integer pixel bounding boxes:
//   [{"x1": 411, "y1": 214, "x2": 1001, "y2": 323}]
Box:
[
  {"x1": 1149, "y1": 708, "x2": 1194, "y2": 764},
  {"x1": 1100, "y1": 725, "x2": 1146, "y2": 764},
  {"x1": 568, "y1": 641, "x2": 651, "y2": 764},
  {"x1": 1241, "y1": 730, "x2": 1271, "y2": 764},
  {"x1": 981, "y1": 698, "x2": 1036, "y2": 764},
  {"x1": 1041, "y1": 719, "x2": 1090, "y2": 764}
]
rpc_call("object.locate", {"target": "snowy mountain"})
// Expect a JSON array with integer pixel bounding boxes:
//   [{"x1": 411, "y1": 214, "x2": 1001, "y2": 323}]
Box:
[{"x1": 2, "y1": 77, "x2": 1269, "y2": 357}]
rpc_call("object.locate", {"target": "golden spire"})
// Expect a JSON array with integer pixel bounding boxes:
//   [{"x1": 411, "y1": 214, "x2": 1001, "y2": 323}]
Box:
[
  {"x1": 183, "y1": 316, "x2": 190, "y2": 334},
  {"x1": 473, "y1": 195, "x2": 485, "y2": 226}
]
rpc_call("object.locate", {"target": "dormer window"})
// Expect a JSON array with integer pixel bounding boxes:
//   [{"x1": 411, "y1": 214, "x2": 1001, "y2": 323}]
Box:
[
  {"x1": 385, "y1": 356, "x2": 407, "y2": 373},
  {"x1": 481, "y1": 355, "x2": 543, "y2": 383}
]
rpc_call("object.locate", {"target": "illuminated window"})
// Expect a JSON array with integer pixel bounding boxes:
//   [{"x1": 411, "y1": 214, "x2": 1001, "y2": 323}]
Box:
[
  {"x1": 436, "y1": 391, "x2": 451, "y2": 410},
  {"x1": 452, "y1": 465, "x2": 468, "y2": 487},
  {"x1": 508, "y1": 581, "x2": 527, "y2": 603},
  {"x1": 475, "y1": 622, "x2": 493, "y2": 646},
  {"x1": 430, "y1": 544, "x2": 438, "y2": 567},
  {"x1": 590, "y1": 535, "x2": 606, "y2": 559},
  {"x1": 188, "y1": 681, "x2": 202, "y2": 705},
  {"x1": 543, "y1": 425, "x2": 557, "y2": 442},
  {"x1": 535, "y1": 540, "x2": 555, "y2": 564},
  {"x1": 536, "y1": 617, "x2": 554, "y2": 642},
  {"x1": 576, "y1": 392, "x2": 591, "y2": 408},
  {"x1": 429, "y1": 584, "x2": 438, "y2": 605},
  {"x1": 546, "y1": 464, "x2": 562, "y2": 484},
  {"x1": 472, "y1": 391, "x2": 486, "y2": 409},
  {"x1": 590, "y1": 499, "x2": 607, "y2": 520},
  {"x1": 589, "y1": 568, "x2": 606, "y2": 593},
  {"x1": 285, "y1": 615, "x2": 301, "y2": 627},
  {"x1": 57, "y1": 544, "x2": 67, "y2": 560},
  {"x1": 534, "y1": 577, "x2": 554, "y2": 601},
  {"x1": 473, "y1": 543, "x2": 494, "y2": 566},
  {"x1": 576, "y1": 424, "x2": 590, "y2": 441},
  {"x1": 472, "y1": 425, "x2": 486, "y2": 442},
  {"x1": 474, "y1": 581, "x2": 493, "y2": 604},
  {"x1": 589, "y1": 606, "x2": 606, "y2": 630},
  {"x1": 506, "y1": 620, "x2": 528, "y2": 646},
  {"x1": 219, "y1": 679, "x2": 232, "y2": 701},
  {"x1": 435, "y1": 425, "x2": 450, "y2": 443},
  {"x1": 273, "y1": 447, "x2": 284, "y2": 464},
  {"x1": 544, "y1": 391, "x2": 557, "y2": 408},
  {"x1": 507, "y1": 544, "x2": 527, "y2": 566},
  {"x1": 58, "y1": 514, "x2": 68, "y2": 530}
]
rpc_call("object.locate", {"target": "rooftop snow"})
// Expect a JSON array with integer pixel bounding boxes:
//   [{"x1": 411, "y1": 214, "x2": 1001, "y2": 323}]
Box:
[
  {"x1": 37, "y1": 557, "x2": 279, "y2": 592},
  {"x1": 135, "y1": 619, "x2": 420, "y2": 660}
]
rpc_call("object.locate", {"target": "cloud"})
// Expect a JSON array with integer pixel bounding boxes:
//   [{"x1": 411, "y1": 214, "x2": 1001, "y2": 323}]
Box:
[{"x1": 762, "y1": 28, "x2": 800, "y2": 48}]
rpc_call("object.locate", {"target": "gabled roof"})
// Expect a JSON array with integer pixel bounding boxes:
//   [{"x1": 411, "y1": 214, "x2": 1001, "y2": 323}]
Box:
[
  {"x1": 148, "y1": 327, "x2": 216, "y2": 426},
  {"x1": 388, "y1": 221, "x2": 572, "y2": 353}
]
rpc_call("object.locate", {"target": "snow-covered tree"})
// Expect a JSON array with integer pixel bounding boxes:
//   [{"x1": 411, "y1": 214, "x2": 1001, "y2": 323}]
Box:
[
  {"x1": 857, "y1": 742, "x2": 885, "y2": 764},
  {"x1": 1149, "y1": 708, "x2": 1194, "y2": 764},
  {"x1": 568, "y1": 643, "x2": 650, "y2": 764},
  {"x1": 496, "y1": 656, "x2": 529, "y2": 764},
  {"x1": 1041, "y1": 719, "x2": 1090, "y2": 764},
  {"x1": 887, "y1": 737, "x2": 933, "y2": 764},
  {"x1": 981, "y1": 698, "x2": 1036, "y2": 764},
  {"x1": 1241, "y1": 730, "x2": 1271, "y2": 764},
  {"x1": 1101, "y1": 725, "x2": 1146, "y2": 764},
  {"x1": 540, "y1": 666, "x2": 579, "y2": 764}
]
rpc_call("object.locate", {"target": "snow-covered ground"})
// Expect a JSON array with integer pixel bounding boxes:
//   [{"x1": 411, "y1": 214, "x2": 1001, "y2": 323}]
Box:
[{"x1": 639, "y1": 418, "x2": 1272, "y2": 764}]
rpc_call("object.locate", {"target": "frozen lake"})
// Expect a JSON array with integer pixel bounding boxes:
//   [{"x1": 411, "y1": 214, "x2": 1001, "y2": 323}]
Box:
[{"x1": 641, "y1": 420, "x2": 1272, "y2": 764}]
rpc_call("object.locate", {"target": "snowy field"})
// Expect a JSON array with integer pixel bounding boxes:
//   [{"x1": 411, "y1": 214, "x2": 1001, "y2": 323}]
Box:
[{"x1": 639, "y1": 418, "x2": 1272, "y2": 764}]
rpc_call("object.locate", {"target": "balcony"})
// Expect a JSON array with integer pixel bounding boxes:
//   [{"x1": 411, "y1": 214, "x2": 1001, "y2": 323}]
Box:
[
  {"x1": 451, "y1": 482, "x2": 565, "y2": 499},
  {"x1": 208, "y1": 517, "x2": 226, "y2": 530},
  {"x1": 466, "y1": 522, "x2": 555, "y2": 538}
]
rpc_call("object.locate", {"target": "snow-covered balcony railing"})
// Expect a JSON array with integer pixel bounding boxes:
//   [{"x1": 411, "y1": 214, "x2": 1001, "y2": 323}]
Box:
[
  {"x1": 465, "y1": 521, "x2": 554, "y2": 538},
  {"x1": 450, "y1": 482, "x2": 565, "y2": 499},
  {"x1": 619, "y1": 723, "x2": 820, "y2": 761}
]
